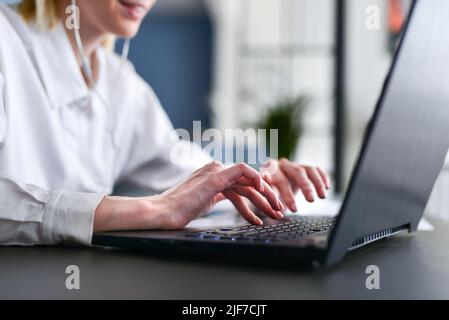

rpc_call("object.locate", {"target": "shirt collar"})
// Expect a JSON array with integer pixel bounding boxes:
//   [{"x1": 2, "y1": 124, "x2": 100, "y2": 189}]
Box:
[{"x1": 30, "y1": 22, "x2": 92, "y2": 109}]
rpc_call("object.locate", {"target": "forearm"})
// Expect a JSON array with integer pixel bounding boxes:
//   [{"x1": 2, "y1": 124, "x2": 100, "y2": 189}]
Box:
[{"x1": 93, "y1": 195, "x2": 169, "y2": 232}]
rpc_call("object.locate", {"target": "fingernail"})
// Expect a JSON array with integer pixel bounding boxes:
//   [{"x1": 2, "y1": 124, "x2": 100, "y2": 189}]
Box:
[
  {"x1": 307, "y1": 191, "x2": 315, "y2": 202},
  {"x1": 290, "y1": 202, "x2": 298, "y2": 212},
  {"x1": 320, "y1": 188, "x2": 327, "y2": 199},
  {"x1": 278, "y1": 200, "x2": 284, "y2": 211},
  {"x1": 256, "y1": 217, "x2": 263, "y2": 226},
  {"x1": 318, "y1": 188, "x2": 324, "y2": 199},
  {"x1": 276, "y1": 211, "x2": 284, "y2": 219}
]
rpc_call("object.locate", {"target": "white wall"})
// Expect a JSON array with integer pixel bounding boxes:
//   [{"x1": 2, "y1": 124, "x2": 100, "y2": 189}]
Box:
[
  {"x1": 345, "y1": 0, "x2": 391, "y2": 184},
  {"x1": 205, "y1": 0, "x2": 241, "y2": 131},
  {"x1": 208, "y1": 0, "x2": 335, "y2": 173}
]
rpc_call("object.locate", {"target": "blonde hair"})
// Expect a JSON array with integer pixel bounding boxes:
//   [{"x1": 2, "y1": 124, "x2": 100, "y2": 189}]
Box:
[
  {"x1": 18, "y1": 0, "x2": 115, "y2": 50},
  {"x1": 19, "y1": 0, "x2": 58, "y2": 29}
]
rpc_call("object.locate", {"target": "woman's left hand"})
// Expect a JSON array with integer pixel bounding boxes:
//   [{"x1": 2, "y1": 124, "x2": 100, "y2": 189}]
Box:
[{"x1": 260, "y1": 158, "x2": 330, "y2": 213}]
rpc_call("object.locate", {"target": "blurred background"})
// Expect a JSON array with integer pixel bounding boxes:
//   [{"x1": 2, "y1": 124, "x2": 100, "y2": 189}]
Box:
[{"x1": 124, "y1": 0, "x2": 447, "y2": 219}]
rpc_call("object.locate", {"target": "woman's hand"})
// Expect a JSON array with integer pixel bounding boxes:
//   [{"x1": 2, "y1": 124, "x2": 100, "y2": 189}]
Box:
[
  {"x1": 94, "y1": 162, "x2": 284, "y2": 232},
  {"x1": 260, "y1": 158, "x2": 330, "y2": 213}
]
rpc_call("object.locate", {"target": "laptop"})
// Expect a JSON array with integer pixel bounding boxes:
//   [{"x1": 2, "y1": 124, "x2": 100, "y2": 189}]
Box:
[{"x1": 93, "y1": 0, "x2": 449, "y2": 266}]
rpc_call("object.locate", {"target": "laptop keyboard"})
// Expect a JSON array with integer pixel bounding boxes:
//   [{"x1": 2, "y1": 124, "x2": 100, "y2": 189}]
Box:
[{"x1": 185, "y1": 216, "x2": 336, "y2": 243}]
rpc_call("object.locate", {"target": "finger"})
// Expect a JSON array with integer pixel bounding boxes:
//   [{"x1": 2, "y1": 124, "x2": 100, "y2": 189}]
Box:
[
  {"x1": 236, "y1": 177, "x2": 283, "y2": 211},
  {"x1": 223, "y1": 191, "x2": 263, "y2": 225},
  {"x1": 280, "y1": 164, "x2": 315, "y2": 202},
  {"x1": 317, "y1": 167, "x2": 330, "y2": 190},
  {"x1": 218, "y1": 163, "x2": 264, "y2": 193},
  {"x1": 232, "y1": 186, "x2": 284, "y2": 219},
  {"x1": 235, "y1": 176, "x2": 253, "y2": 186},
  {"x1": 213, "y1": 193, "x2": 226, "y2": 203},
  {"x1": 260, "y1": 159, "x2": 279, "y2": 176},
  {"x1": 261, "y1": 173, "x2": 273, "y2": 185},
  {"x1": 261, "y1": 179, "x2": 284, "y2": 211},
  {"x1": 306, "y1": 167, "x2": 327, "y2": 199},
  {"x1": 273, "y1": 179, "x2": 297, "y2": 212}
]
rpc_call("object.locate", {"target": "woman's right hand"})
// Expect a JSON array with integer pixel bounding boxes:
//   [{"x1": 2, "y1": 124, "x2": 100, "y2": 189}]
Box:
[{"x1": 94, "y1": 162, "x2": 285, "y2": 232}]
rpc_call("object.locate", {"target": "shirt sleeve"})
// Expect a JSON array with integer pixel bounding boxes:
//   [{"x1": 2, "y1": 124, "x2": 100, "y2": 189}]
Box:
[
  {"x1": 0, "y1": 72, "x2": 105, "y2": 246},
  {"x1": 0, "y1": 72, "x2": 6, "y2": 147},
  {"x1": 0, "y1": 177, "x2": 105, "y2": 246},
  {"x1": 114, "y1": 73, "x2": 213, "y2": 196}
]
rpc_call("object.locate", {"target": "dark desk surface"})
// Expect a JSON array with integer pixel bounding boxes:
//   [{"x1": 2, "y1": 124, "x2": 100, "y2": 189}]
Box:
[{"x1": 1, "y1": 218, "x2": 449, "y2": 300}]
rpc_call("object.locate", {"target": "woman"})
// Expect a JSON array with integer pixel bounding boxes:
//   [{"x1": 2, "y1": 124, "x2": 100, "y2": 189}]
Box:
[{"x1": 0, "y1": 0, "x2": 329, "y2": 246}]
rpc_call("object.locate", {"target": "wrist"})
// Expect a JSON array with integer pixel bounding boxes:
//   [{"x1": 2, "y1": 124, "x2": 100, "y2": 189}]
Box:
[{"x1": 93, "y1": 195, "x2": 167, "y2": 232}]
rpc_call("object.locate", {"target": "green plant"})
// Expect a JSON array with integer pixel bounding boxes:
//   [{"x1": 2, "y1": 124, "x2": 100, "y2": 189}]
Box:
[{"x1": 257, "y1": 96, "x2": 308, "y2": 160}]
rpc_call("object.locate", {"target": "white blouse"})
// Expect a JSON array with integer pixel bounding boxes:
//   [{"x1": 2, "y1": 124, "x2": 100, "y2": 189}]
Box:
[{"x1": 0, "y1": 4, "x2": 211, "y2": 246}]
